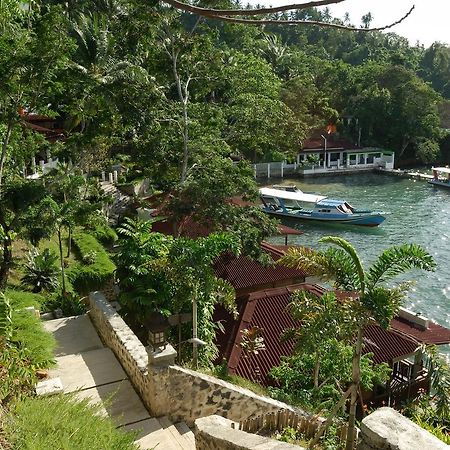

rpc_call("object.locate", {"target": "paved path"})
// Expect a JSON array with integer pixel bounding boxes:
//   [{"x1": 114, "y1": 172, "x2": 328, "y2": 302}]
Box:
[{"x1": 44, "y1": 315, "x2": 195, "y2": 449}]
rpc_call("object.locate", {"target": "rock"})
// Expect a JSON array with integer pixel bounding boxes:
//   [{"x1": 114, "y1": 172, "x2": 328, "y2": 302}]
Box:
[
  {"x1": 35, "y1": 378, "x2": 63, "y2": 396},
  {"x1": 358, "y1": 407, "x2": 449, "y2": 450},
  {"x1": 53, "y1": 308, "x2": 63, "y2": 319}
]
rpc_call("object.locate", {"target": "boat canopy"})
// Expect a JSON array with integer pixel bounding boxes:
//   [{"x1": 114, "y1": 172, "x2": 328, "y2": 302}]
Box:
[
  {"x1": 316, "y1": 199, "x2": 346, "y2": 207},
  {"x1": 432, "y1": 167, "x2": 450, "y2": 174},
  {"x1": 259, "y1": 187, "x2": 326, "y2": 204}
]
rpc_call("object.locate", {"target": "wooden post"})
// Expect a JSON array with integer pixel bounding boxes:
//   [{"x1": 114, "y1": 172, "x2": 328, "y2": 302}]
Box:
[
  {"x1": 267, "y1": 163, "x2": 271, "y2": 179},
  {"x1": 281, "y1": 161, "x2": 284, "y2": 178}
]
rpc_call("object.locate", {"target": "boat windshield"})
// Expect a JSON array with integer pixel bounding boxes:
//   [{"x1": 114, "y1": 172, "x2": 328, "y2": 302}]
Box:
[
  {"x1": 337, "y1": 203, "x2": 353, "y2": 214},
  {"x1": 344, "y1": 202, "x2": 355, "y2": 213}
]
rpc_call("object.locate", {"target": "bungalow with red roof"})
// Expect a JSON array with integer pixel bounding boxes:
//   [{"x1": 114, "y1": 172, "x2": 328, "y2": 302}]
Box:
[
  {"x1": 297, "y1": 132, "x2": 395, "y2": 176},
  {"x1": 216, "y1": 283, "x2": 450, "y2": 406}
]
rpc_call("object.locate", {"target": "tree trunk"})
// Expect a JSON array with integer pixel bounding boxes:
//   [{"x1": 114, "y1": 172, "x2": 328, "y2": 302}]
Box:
[
  {"x1": 313, "y1": 352, "x2": 320, "y2": 389},
  {"x1": 309, "y1": 386, "x2": 352, "y2": 449},
  {"x1": 398, "y1": 136, "x2": 410, "y2": 159},
  {"x1": 58, "y1": 228, "x2": 66, "y2": 294},
  {"x1": 67, "y1": 226, "x2": 72, "y2": 258},
  {"x1": 345, "y1": 326, "x2": 364, "y2": 450},
  {"x1": 171, "y1": 49, "x2": 189, "y2": 183},
  {"x1": 0, "y1": 232, "x2": 12, "y2": 290},
  {"x1": 192, "y1": 288, "x2": 198, "y2": 369},
  {"x1": 0, "y1": 120, "x2": 13, "y2": 190}
]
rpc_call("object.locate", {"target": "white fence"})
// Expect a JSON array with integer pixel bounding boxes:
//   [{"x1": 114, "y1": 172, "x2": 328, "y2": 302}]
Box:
[{"x1": 253, "y1": 161, "x2": 298, "y2": 179}]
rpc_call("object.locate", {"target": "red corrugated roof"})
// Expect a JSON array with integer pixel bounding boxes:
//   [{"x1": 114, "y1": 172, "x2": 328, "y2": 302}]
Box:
[
  {"x1": 214, "y1": 243, "x2": 307, "y2": 293},
  {"x1": 363, "y1": 325, "x2": 418, "y2": 365},
  {"x1": 391, "y1": 316, "x2": 450, "y2": 345},
  {"x1": 302, "y1": 137, "x2": 359, "y2": 151},
  {"x1": 224, "y1": 284, "x2": 430, "y2": 387}
]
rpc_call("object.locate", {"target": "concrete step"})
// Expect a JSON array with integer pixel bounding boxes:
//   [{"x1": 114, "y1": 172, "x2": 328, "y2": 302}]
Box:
[
  {"x1": 76, "y1": 379, "x2": 150, "y2": 427},
  {"x1": 43, "y1": 315, "x2": 104, "y2": 356},
  {"x1": 49, "y1": 347, "x2": 127, "y2": 393},
  {"x1": 159, "y1": 417, "x2": 196, "y2": 450},
  {"x1": 174, "y1": 421, "x2": 196, "y2": 448},
  {"x1": 124, "y1": 418, "x2": 186, "y2": 450}
]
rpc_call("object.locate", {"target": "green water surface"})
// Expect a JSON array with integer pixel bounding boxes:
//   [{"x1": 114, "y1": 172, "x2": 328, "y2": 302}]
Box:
[{"x1": 264, "y1": 173, "x2": 450, "y2": 354}]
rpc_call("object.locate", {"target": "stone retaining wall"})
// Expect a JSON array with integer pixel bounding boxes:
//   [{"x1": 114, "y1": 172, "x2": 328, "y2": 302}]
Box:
[
  {"x1": 357, "y1": 407, "x2": 449, "y2": 450},
  {"x1": 89, "y1": 292, "x2": 298, "y2": 425},
  {"x1": 194, "y1": 415, "x2": 303, "y2": 450},
  {"x1": 88, "y1": 292, "x2": 155, "y2": 410}
]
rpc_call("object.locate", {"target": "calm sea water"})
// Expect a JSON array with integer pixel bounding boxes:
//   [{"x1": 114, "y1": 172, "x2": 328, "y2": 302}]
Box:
[{"x1": 263, "y1": 173, "x2": 450, "y2": 354}]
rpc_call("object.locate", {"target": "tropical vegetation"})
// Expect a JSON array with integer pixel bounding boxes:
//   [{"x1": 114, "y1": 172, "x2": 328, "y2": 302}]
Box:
[
  {"x1": 279, "y1": 237, "x2": 436, "y2": 448},
  {"x1": 1, "y1": 0, "x2": 450, "y2": 447}
]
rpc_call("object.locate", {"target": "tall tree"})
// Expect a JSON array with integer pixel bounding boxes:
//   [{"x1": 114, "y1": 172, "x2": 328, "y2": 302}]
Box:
[{"x1": 0, "y1": 2, "x2": 72, "y2": 189}]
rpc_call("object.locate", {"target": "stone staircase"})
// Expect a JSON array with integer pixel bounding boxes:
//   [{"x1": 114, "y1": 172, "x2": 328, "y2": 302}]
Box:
[
  {"x1": 100, "y1": 180, "x2": 132, "y2": 225},
  {"x1": 43, "y1": 315, "x2": 195, "y2": 449},
  {"x1": 125, "y1": 416, "x2": 196, "y2": 449}
]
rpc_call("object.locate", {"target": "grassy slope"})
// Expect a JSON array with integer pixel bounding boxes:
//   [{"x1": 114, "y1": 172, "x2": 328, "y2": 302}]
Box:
[{"x1": 4, "y1": 395, "x2": 139, "y2": 450}]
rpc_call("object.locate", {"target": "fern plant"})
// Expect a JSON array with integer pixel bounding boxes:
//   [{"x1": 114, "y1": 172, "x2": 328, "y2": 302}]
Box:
[{"x1": 21, "y1": 248, "x2": 60, "y2": 293}]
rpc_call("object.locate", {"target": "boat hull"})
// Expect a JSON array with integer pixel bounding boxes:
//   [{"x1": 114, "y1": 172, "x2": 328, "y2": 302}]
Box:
[
  {"x1": 428, "y1": 180, "x2": 450, "y2": 189},
  {"x1": 263, "y1": 209, "x2": 386, "y2": 227}
]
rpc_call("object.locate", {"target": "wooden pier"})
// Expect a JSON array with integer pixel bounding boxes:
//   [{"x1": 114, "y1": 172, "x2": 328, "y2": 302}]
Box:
[{"x1": 376, "y1": 167, "x2": 434, "y2": 181}]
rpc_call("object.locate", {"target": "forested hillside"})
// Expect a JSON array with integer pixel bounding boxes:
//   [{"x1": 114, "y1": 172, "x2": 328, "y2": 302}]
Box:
[{"x1": 2, "y1": 0, "x2": 450, "y2": 191}]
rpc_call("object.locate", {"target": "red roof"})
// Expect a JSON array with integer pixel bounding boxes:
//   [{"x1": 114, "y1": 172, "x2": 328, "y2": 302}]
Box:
[
  {"x1": 223, "y1": 284, "x2": 434, "y2": 387},
  {"x1": 214, "y1": 242, "x2": 307, "y2": 294},
  {"x1": 302, "y1": 137, "x2": 359, "y2": 151},
  {"x1": 363, "y1": 325, "x2": 418, "y2": 365},
  {"x1": 391, "y1": 316, "x2": 450, "y2": 345},
  {"x1": 276, "y1": 224, "x2": 303, "y2": 236}
]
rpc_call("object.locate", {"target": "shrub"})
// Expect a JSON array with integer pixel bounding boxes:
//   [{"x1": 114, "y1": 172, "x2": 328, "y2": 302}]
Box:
[
  {"x1": 43, "y1": 291, "x2": 87, "y2": 317},
  {"x1": 3, "y1": 395, "x2": 139, "y2": 450},
  {"x1": 68, "y1": 232, "x2": 116, "y2": 293},
  {"x1": 1, "y1": 294, "x2": 55, "y2": 405},
  {"x1": 20, "y1": 248, "x2": 59, "y2": 293},
  {"x1": 0, "y1": 345, "x2": 42, "y2": 404}
]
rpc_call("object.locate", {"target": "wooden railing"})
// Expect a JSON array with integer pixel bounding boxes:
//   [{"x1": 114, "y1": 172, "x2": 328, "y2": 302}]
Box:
[
  {"x1": 373, "y1": 374, "x2": 430, "y2": 407},
  {"x1": 235, "y1": 409, "x2": 358, "y2": 449},
  {"x1": 237, "y1": 409, "x2": 321, "y2": 437}
]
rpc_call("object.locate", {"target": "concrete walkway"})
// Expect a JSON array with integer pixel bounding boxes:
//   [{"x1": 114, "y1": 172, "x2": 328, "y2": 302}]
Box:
[{"x1": 44, "y1": 314, "x2": 195, "y2": 449}]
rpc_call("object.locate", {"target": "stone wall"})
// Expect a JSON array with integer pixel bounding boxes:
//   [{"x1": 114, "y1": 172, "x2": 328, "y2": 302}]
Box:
[
  {"x1": 194, "y1": 415, "x2": 303, "y2": 450},
  {"x1": 357, "y1": 407, "x2": 449, "y2": 450},
  {"x1": 89, "y1": 292, "x2": 299, "y2": 425},
  {"x1": 149, "y1": 365, "x2": 296, "y2": 425},
  {"x1": 88, "y1": 292, "x2": 154, "y2": 410}
]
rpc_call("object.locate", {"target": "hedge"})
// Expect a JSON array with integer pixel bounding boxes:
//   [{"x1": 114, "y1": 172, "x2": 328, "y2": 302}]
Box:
[
  {"x1": 68, "y1": 232, "x2": 116, "y2": 293},
  {"x1": 90, "y1": 223, "x2": 118, "y2": 246}
]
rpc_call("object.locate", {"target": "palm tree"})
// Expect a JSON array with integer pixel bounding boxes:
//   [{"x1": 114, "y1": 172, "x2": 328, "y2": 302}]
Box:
[
  {"x1": 68, "y1": 12, "x2": 149, "y2": 131},
  {"x1": 279, "y1": 236, "x2": 436, "y2": 450}
]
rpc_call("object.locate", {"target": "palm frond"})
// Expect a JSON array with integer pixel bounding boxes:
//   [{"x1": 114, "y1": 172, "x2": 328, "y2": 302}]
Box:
[
  {"x1": 319, "y1": 236, "x2": 365, "y2": 290},
  {"x1": 360, "y1": 283, "x2": 410, "y2": 327},
  {"x1": 278, "y1": 246, "x2": 330, "y2": 279},
  {"x1": 367, "y1": 243, "x2": 436, "y2": 288}
]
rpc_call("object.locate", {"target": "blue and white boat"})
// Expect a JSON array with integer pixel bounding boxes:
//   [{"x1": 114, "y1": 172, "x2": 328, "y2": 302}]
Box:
[
  {"x1": 428, "y1": 167, "x2": 450, "y2": 189},
  {"x1": 259, "y1": 187, "x2": 386, "y2": 227}
]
